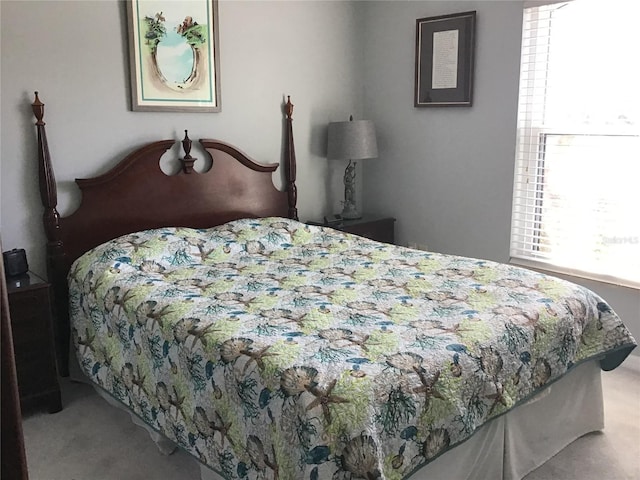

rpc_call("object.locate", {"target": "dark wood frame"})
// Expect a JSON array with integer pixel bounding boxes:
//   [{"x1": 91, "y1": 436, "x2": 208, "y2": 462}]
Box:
[
  {"x1": 414, "y1": 11, "x2": 476, "y2": 107},
  {"x1": 31, "y1": 92, "x2": 298, "y2": 376},
  {"x1": 1, "y1": 260, "x2": 29, "y2": 480}
]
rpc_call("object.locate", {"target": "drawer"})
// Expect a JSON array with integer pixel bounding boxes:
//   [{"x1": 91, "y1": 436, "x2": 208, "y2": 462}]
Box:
[
  {"x1": 10, "y1": 306, "x2": 54, "y2": 347},
  {"x1": 9, "y1": 287, "x2": 51, "y2": 312},
  {"x1": 15, "y1": 355, "x2": 58, "y2": 397},
  {"x1": 342, "y1": 218, "x2": 395, "y2": 244},
  {"x1": 13, "y1": 336, "x2": 53, "y2": 364}
]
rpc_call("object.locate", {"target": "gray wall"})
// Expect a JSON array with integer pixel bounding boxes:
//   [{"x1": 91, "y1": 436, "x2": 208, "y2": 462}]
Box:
[
  {"x1": 2, "y1": 0, "x2": 638, "y2": 348},
  {"x1": 0, "y1": 0, "x2": 364, "y2": 275},
  {"x1": 361, "y1": 1, "x2": 639, "y2": 347}
]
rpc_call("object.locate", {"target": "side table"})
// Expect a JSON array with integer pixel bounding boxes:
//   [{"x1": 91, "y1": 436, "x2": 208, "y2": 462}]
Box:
[
  {"x1": 6, "y1": 271, "x2": 62, "y2": 413},
  {"x1": 309, "y1": 215, "x2": 396, "y2": 244}
]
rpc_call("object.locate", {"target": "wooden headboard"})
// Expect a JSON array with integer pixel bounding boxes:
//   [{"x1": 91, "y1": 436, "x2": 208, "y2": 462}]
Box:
[{"x1": 32, "y1": 92, "x2": 298, "y2": 375}]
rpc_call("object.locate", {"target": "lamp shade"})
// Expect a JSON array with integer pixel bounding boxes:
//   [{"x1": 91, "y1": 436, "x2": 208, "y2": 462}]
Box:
[{"x1": 327, "y1": 119, "x2": 378, "y2": 160}]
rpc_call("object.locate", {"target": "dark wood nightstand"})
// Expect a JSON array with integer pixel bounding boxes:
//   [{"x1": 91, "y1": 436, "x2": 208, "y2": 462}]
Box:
[
  {"x1": 309, "y1": 215, "x2": 396, "y2": 244},
  {"x1": 6, "y1": 271, "x2": 62, "y2": 413}
]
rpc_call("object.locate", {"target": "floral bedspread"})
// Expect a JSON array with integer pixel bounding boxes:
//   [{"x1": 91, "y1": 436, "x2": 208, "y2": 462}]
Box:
[{"x1": 69, "y1": 217, "x2": 636, "y2": 480}]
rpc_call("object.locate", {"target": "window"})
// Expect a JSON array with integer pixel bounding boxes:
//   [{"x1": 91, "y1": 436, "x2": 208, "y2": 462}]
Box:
[{"x1": 510, "y1": 0, "x2": 640, "y2": 288}]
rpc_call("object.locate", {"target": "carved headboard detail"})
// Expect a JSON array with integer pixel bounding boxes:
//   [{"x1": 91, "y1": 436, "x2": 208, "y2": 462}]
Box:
[{"x1": 32, "y1": 92, "x2": 299, "y2": 375}]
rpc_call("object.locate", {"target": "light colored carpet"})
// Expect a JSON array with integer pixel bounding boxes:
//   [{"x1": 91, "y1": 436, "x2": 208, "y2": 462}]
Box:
[{"x1": 22, "y1": 362, "x2": 640, "y2": 480}]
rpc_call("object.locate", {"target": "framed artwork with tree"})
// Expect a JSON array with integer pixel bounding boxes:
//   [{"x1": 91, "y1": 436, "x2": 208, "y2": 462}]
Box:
[{"x1": 127, "y1": 0, "x2": 221, "y2": 112}]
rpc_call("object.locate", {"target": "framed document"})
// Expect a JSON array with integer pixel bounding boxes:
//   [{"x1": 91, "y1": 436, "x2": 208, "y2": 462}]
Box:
[{"x1": 415, "y1": 11, "x2": 476, "y2": 107}]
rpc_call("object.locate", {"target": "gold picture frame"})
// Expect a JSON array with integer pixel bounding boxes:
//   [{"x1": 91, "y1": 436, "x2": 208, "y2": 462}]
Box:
[{"x1": 127, "y1": 0, "x2": 221, "y2": 112}]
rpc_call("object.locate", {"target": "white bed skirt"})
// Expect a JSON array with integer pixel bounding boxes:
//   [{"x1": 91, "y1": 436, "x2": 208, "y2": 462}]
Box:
[
  {"x1": 202, "y1": 360, "x2": 604, "y2": 480},
  {"x1": 93, "y1": 359, "x2": 603, "y2": 480}
]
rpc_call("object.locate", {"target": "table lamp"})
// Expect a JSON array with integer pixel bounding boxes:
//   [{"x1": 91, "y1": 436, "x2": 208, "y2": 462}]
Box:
[{"x1": 327, "y1": 116, "x2": 378, "y2": 219}]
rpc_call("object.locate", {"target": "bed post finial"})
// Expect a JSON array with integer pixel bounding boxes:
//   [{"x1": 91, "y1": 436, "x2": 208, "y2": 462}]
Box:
[
  {"x1": 285, "y1": 96, "x2": 294, "y2": 119},
  {"x1": 31, "y1": 92, "x2": 70, "y2": 376},
  {"x1": 181, "y1": 130, "x2": 196, "y2": 174},
  {"x1": 284, "y1": 96, "x2": 298, "y2": 220},
  {"x1": 32, "y1": 92, "x2": 60, "y2": 241},
  {"x1": 32, "y1": 91, "x2": 45, "y2": 125}
]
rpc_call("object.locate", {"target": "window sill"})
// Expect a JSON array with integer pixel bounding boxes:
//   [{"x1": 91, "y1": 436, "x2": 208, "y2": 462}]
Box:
[{"x1": 509, "y1": 258, "x2": 640, "y2": 291}]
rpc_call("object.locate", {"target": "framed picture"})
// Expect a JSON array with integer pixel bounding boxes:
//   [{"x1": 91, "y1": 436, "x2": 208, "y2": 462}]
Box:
[
  {"x1": 415, "y1": 11, "x2": 476, "y2": 107},
  {"x1": 127, "y1": 0, "x2": 221, "y2": 112}
]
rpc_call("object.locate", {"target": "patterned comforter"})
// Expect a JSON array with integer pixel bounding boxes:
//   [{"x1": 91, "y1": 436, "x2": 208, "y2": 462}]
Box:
[{"x1": 69, "y1": 217, "x2": 636, "y2": 480}]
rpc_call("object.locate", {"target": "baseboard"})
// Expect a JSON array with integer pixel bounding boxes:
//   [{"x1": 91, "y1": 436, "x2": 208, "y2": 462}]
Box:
[{"x1": 619, "y1": 353, "x2": 640, "y2": 375}]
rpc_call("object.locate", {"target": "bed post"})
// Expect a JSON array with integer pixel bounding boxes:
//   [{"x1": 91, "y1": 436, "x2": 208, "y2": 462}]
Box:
[
  {"x1": 32, "y1": 92, "x2": 70, "y2": 377},
  {"x1": 284, "y1": 96, "x2": 298, "y2": 221}
]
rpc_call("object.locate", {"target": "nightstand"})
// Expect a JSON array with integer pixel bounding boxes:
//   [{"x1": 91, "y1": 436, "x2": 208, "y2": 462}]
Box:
[
  {"x1": 6, "y1": 271, "x2": 62, "y2": 413},
  {"x1": 309, "y1": 215, "x2": 396, "y2": 244}
]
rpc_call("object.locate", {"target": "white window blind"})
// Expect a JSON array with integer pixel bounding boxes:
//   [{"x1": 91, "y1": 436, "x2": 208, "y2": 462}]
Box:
[{"x1": 511, "y1": 0, "x2": 640, "y2": 288}]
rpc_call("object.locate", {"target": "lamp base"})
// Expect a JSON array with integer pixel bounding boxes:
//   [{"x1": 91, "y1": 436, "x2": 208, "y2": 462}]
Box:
[{"x1": 341, "y1": 202, "x2": 361, "y2": 220}]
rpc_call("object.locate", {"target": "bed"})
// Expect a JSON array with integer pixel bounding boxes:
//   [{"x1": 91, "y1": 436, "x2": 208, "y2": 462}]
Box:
[{"x1": 31, "y1": 93, "x2": 636, "y2": 480}]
